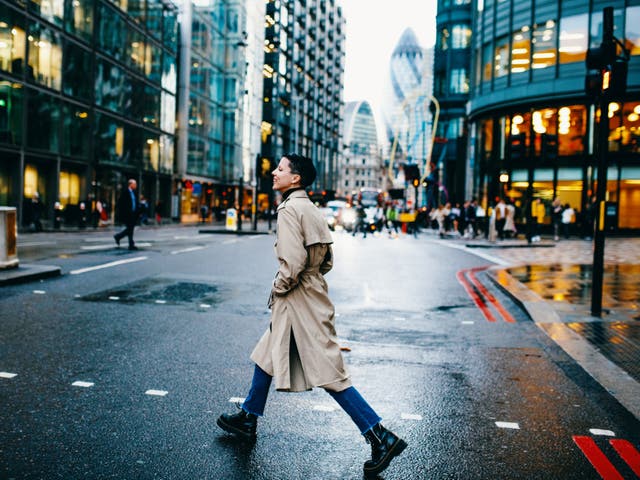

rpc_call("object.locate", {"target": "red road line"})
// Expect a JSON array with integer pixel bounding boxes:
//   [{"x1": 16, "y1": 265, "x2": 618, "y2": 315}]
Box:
[
  {"x1": 468, "y1": 267, "x2": 516, "y2": 323},
  {"x1": 456, "y1": 269, "x2": 497, "y2": 322},
  {"x1": 573, "y1": 436, "x2": 624, "y2": 480},
  {"x1": 609, "y1": 439, "x2": 640, "y2": 477}
]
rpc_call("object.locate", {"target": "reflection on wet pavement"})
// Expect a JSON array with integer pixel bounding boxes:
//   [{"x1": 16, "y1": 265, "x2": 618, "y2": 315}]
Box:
[{"x1": 508, "y1": 264, "x2": 640, "y2": 311}]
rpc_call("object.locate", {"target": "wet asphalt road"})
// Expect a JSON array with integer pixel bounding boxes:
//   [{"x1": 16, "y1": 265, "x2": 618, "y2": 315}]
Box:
[{"x1": 1, "y1": 226, "x2": 639, "y2": 479}]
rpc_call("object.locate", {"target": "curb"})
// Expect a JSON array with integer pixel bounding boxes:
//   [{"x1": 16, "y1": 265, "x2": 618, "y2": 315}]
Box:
[
  {"x1": 0, "y1": 264, "x2": 62, "y2": 286},
  {"x1": 485, "y1": 265, "x2": 640, "y2": 421}
]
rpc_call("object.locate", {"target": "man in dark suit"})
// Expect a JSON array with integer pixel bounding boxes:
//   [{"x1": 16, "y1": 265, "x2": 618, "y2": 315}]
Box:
[{"x1": 114, "y1": 178, "x2": 140, "y2": 250}]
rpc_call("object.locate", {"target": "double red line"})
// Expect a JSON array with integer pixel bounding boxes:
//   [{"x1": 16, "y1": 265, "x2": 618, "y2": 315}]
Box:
[
  {"x1": 573, "y1": 435, "x2": 640, "y2": 479},
  {"x1": 456, "y1": 266, "x2": 515, "y2": 323}
]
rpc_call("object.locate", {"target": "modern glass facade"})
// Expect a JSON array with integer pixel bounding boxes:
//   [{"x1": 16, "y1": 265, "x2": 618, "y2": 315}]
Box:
[
  {"x1": 176, "y1": 0, "x2": 249, "y2": 223},
  {"x1": 339, "y1": 100, "x2": 383, "y2": 197},
  {"x1": 468, "y1": 0, "x2": 640, "y2": 231},
  {"x1": 260, "y1": 0, "x2": 345, "y2": 196},
  {"x1": 434, "y1": 0, "x2": 472, "y2": 203},
  {"x1": 0, "y1": 0, "x2": 178, "y2": 228}
]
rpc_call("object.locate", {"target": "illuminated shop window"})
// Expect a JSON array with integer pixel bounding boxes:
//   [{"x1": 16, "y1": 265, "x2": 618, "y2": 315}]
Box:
[
  {"x1": 532, "y1": 20, "x2": 557, "y2": 69},
  {"x1": 59, "y1": 171, "x2": 80, "y2": 207},
  {"x1": 559, "y1": 14, "x2": 587, "y2": 64},
  {"x1": 511, "y1": 26, "x2": 530, "y2": 74},
  {"x1": 557, "y1": 106, "x2": 586, "y2": 155}
]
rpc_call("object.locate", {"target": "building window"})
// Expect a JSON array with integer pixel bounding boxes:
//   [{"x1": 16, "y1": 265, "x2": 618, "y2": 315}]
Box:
[
  {"x1": 451, "y1": 24, "x2": 471, "y2": 49},
  {"x1": 494, "y1": 36, "x2": 509, "y2": 77},
  {"x1": 0, "y1": 6, "x2": 27, "y2": 76},
  {"x1": 62, "y1": 40, "x2": 92, "y2": 101},
  {"x1": 27, "y1": 23, "x2": 62, "y2": 90},
  {"x1": 450, "y1": 68, "x2": 469, "y2": 93},
  {"x1": 482, "y1": 43, "x2": 492, "y2": 82},
  {"x1": 559, "y1": 14, "x2": 588, "y2": 64},
  {"x1": 65, "y1": 0, "x2": 93, "y2": 42},
  {"x1": 625, "y1": 6, "x2": 640, "y2": 56},
  {"x1": 557, "y1": 105, "x2": 586, "y2": 156},
  {"x1": 590, "y1": 8, "x2": 623, "y2": 48},
  {"x1": 0, "y1": 80, "x2": 23, "y2": 145},
  {"x1": 29, "y1": 0, "x2": 64, "y2": 28},
  {"x1": 532, "y1": 20, "x2": 557, "y2": 69},
  {"x1": 511, "y1": 26, "x2": 531, "y2": 74},
  {"x1": 26, "y1": 87, "x2": 59, "y2": 152},
  {"x1": 438, "y1": 27, "x2": 449, "y2": 51}
]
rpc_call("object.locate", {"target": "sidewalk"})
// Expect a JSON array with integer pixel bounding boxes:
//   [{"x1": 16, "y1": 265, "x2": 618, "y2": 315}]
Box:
[{"x1": 447, "y1": 234, "x2": 640, "y2": 421}]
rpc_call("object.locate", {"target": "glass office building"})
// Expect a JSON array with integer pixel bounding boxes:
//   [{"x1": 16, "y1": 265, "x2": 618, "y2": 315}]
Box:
[
  {"x1": 434, "y1": 0, "x2": 472, "y2": 203},
  {"x1": 0, "y1": 0, "x2": 178, "y2": 227},
  {"x1": 468, "y1": 0, "x2": 640, "y2": 231},
  {"x1": 260, "y1": 0, "x2": 345, "y2": 198},
  {"x1": 176, "y1": 0, "x2": 251, "y2": 223}
]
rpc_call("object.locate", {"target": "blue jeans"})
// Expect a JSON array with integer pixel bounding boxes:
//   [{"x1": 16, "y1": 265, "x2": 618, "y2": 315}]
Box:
[{"x1": 241, "y1": 364, "x2": 381, "y2": 434}]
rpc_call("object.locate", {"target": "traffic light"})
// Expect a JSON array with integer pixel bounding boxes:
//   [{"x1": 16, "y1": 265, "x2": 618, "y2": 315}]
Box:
[{"x1": 585, "y1": 7, "x2": 628, "y2": 100}]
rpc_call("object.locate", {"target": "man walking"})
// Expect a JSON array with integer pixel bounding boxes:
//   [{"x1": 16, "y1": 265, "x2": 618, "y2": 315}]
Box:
[{"x1": 114, "y1": 178, "x2": 140, "y2": 250}]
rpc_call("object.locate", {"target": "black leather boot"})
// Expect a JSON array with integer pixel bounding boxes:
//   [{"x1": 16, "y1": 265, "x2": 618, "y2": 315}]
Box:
[
  {"x1": 216, "y1": 407, "x2": 257, "y2": 441},
  {"x1": 363, "y1": 423, "x2": 407, "y2": 477}
]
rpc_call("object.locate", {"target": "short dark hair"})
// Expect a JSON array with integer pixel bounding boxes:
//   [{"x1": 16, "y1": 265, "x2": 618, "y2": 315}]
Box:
[{"x1": 283, "y1": 153, "x2": 316, "y2": 187}]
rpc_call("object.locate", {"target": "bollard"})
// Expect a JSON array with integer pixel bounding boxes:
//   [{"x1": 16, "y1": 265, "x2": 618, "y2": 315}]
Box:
[{"x1": 0, "y1": 207, "x2": 19, "y2": 269}]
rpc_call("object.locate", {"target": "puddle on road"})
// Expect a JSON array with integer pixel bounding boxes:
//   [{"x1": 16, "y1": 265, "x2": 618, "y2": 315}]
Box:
[
  {"x1": 79, "y1": 277, "x2": 220, "y2": 307},
  {"x1": 508, "y1": 264, "x2": 640, "y2": 308}
]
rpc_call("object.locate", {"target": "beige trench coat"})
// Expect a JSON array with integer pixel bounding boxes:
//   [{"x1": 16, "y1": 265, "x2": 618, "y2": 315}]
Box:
[{"x1": 250, "y1": 190, "x2": 352, "y2": 393}]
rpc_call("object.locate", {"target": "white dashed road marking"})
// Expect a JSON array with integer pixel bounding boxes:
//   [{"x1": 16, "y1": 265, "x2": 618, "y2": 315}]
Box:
[
  {"x1": 170, "y1": 246, "x2": 206, "y2": 255},
  {"x1": 72, "y1": 381, "x2": 95, "y2": 388},
  {"x1": 145, "y1": 390, "x2": 168, "y2": 397},
  {"x1": 108, "y1": 296, "x2": 120, "y2": 301},
  {"x1": 590, "y1": 428, "x2": 615, "y2": 436},
  {"x1": 229, "y1": 397, "x2": 246, "y2": 403},
  {"x1": 70, "y1": 256, "x2": 148, "y2": 275},
  {"x1": 0, "y1": 372, "x2": 17, "y2": 379},
  {"x1": 33, "y1": 290, "x2": 46, "y2": 294},
  {"x1": 495, "y1": 421, "x2": 520, "y2": 429}
]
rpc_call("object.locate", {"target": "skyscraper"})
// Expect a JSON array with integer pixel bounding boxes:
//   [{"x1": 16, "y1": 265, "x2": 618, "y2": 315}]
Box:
[
  {"x1": 382, "y1": 28, "x2": 433, "y2": 189},
  {"x1": 339, "y1": 100, "x2": 383, "y2": 198},
  {"x1": 260, "y1": 0, "x2": 345, "y2": 199}
]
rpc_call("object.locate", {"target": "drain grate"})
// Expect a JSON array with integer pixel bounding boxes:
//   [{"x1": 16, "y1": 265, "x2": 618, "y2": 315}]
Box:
[{"x1": 79, "y1": 277, "x2": 220, "y2": 306}]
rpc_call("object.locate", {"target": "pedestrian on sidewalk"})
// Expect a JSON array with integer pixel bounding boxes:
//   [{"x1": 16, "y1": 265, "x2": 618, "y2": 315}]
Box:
[
  {"x1": 216, "y1": 153, "x2": 407, "y2": 477},
  {"x1": 561, "y1": 203, "x2": 575, "y2": 239},
  {"x1": 113, "y1": 178, "x2": 141, "y2": 250}
]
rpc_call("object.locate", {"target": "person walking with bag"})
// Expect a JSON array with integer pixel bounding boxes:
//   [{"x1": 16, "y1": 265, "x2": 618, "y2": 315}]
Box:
[{"x1": 216, "y1": 153, "x2": 407, "y2": 477}]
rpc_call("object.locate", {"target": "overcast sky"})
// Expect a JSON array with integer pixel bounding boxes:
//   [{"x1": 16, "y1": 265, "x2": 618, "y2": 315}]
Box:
[{"x1": 339, "y1": 0, "x2": 437, "y2": 115}]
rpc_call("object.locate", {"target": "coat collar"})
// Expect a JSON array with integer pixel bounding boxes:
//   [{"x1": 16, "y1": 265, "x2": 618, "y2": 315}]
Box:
[{"x1": 277, "y1": 189, "x2": 308, "y2": 210}]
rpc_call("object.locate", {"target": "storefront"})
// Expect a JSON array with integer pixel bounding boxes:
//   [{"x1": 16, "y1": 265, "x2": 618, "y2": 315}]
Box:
[{"x1": 473, "y1": 101, "x2": 640, "y2": 232}]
